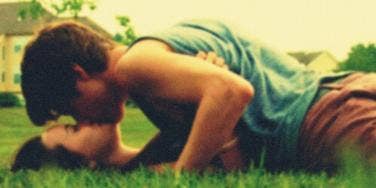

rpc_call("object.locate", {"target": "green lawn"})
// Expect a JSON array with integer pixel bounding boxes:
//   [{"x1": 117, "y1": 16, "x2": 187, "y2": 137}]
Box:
[{"x1": 1, "y1": 107, "x2": 376, "y2": 188}]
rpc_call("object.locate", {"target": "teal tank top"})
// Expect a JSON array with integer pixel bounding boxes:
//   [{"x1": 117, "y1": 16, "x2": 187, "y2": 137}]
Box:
[{"x1": 132, "y1": 19, "x2": 348, "y2": 168}]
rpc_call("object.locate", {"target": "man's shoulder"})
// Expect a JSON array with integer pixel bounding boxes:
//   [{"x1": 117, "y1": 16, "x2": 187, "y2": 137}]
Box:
[
  {"x1": 177, "y1": 18, "x2": 228, "y2": 28},
  {"x1": 175, "y1": 18, "x2": 233, "y2": 33}
]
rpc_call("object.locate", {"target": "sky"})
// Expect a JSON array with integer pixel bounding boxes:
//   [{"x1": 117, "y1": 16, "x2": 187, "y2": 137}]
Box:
[
  {"x1": 88, "y1": 0, "x2": 375, "y2": 61},
  {"x1": 2, "y1": 0, "x2": 375, "y2": 60}
]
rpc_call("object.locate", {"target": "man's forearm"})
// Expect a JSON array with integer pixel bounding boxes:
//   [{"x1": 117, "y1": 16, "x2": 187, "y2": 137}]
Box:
[{"x1": 175, "y1": 82, "x2": 253, "y2": 171}]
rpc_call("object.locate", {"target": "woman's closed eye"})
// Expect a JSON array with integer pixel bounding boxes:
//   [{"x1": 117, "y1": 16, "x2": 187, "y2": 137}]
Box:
[{"x1": 64, "y1": 124, "x2": 80, "y2": 133}]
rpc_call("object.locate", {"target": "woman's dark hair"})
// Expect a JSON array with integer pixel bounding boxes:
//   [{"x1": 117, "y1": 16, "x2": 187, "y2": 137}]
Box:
[
  {"x1": 11, "y1": 136, "x2": 87, "y2": 172},
  {"x1": 21, "y1": 21, "x2": 115, "y2": 125}
]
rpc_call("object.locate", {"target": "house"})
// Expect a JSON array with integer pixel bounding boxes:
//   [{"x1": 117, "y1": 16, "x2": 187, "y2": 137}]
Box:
[
  {"x1": 288, "y1": 51, "x2": 339, "y2": 73},
  {"x1": 0, "y1": 2, "x2": 112, "y2": 93}
]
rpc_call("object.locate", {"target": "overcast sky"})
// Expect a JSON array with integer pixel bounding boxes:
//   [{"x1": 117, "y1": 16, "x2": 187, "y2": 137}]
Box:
[
  {"x1": 89, "y1": 0, "x2": 375, "y2": 60},
  {"x1": 2, "y1": 0, "x2": 375, "y2": 60}
]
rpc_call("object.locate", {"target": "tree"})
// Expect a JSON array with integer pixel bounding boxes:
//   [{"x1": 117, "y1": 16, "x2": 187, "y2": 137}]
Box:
[
  {"x1": 337, "y1": 43, "x2": 376, "y2": 72},
  {"x1": 113, "y1": 16, "x2": 137, "y2": 107},
  {"x1": 113, "y1": 16, "x2": 137, "y2": 45},
  {"x1": 18, "y1": 0, "x2": 96, "y2": 20},
  {"x1": 17, "y1": 1, "x2": 138, "y2": 45},
  {"x1": 17, "y1": 1, "x2": 138, "y2": 46}
]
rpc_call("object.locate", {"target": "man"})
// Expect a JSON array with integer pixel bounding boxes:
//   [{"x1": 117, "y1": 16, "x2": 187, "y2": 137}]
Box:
[
  {"x1": 13, "y1": 51, "x2": 244, "y2": 172},
  {"x1": 19, "y1": 19, "x2": 376, "y2": 172}
]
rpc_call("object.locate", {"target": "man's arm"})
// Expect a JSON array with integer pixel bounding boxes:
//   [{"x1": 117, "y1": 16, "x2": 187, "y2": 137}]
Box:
[
  {"x1": 120, "y1": 40, "x2": 254, "y2": 171},
  {"x1": 120, "y1": 50, "x2": 231, "y2": 172}
]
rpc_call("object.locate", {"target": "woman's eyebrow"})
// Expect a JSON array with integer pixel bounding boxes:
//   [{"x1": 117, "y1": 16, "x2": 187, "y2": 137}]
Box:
[
  {"x1": 45, "y1": 124, "x2": 61, "y2": 132},
  {"x1": 64, "y1": 124, "x2": 80, "y2": 132},
  {"x1": 72, "y1": 125, "x2": 80, "y2": 132},
  {"x1": 64, "y1": 124, "x2": 75, "y2": 134}
]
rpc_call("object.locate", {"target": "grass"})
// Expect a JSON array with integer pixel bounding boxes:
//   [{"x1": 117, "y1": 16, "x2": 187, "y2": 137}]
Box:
[{"x1": 1, "y1": 107, "x2": 376, "y2": 188}]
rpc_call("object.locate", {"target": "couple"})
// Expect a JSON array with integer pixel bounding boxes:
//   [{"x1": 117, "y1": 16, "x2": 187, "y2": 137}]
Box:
[{"x1": 12, "y1": 19, "x2": 376, "y2": 173}]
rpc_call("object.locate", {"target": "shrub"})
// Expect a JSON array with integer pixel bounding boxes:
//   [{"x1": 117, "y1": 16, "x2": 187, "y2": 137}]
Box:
[
  {"x1": 0, "y1": 92, "x2": 21, "y2": 107},
  {"x1": 337, "y1": 43, "x2": 376, "y2": 72}
]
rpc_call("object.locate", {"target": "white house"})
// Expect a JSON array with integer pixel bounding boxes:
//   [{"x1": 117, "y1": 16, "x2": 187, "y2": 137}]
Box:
[
  {"x1": 0, "y1": 2, "x2": 111, "y2": 93},
  {"x1": 288, "y1": 51, "x2": 339, "y2": 73}
]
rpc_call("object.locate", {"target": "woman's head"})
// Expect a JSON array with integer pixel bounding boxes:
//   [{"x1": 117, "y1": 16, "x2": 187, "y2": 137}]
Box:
[
  {"x1": 11, "y1": 123, "x2": 119, "y2": 171},
  {"x1": 21, "y1": 21, "x2": 116, "y2": 125},
  {"x1": 11, "y1": 135, "x2": 87, "y2": 171}
]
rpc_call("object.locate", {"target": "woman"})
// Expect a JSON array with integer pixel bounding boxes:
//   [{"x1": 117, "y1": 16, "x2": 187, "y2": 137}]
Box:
[{"x1": 11, "y1": 122, "x2": 243, "y2": 172}]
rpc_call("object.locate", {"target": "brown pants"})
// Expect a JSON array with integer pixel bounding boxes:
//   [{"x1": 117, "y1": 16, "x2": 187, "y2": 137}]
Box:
[{"x1": 298, "y1": 73, "x2": 376, "y2": 172}]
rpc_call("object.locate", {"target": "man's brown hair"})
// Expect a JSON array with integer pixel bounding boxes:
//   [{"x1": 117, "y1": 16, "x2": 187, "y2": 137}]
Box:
[{"x1": 21, "y1": 21, "x2": 115, "y2": 125}]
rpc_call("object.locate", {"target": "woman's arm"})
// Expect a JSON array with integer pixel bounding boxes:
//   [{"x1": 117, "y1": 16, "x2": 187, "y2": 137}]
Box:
[
  {"x1": 139, "y1": 134, "x2": 244, "y2": 172},
  {"x1": 120, "y1": 40, "x2": 254, "y2": 171},
  {"x1": 119, "y1": 132, "x2": 182, "y2": 172}
]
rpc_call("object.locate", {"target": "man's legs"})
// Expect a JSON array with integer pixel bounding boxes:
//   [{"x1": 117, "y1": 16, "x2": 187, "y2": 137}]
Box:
[{"x1": 298, "y1": 73, "x2": 376, "y2": 172}]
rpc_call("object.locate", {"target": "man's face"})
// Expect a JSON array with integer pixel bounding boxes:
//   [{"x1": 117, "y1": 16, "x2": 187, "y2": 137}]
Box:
[{"x1": 70, "y1": 78, "x2": 125, "y2": 124}]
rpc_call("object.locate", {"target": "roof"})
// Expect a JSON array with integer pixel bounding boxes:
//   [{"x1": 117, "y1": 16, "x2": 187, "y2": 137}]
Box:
[
  {"x1": 0, "y1": 2, "x2": 54, "y2": 35},
  {"x1": 0, "y1": 2, "x2": 111, "y2": 37},
  {"x1": 288, "y1": 51, "x2": 324, "y2": 65}
]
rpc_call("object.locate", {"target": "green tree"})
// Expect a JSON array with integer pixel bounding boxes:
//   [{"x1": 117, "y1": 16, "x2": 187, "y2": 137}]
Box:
[
  {"x1": 113, "y1": 16, "x2": 137, "y2": 45},
  {"x1": 18, "y1": 0, "x2": 96, "y2": 20},
  {"x1": 17, "y1": 1, "x2": 138, "y2": 46},
  {"x1": 338, "y1": 43, "x2": 376, "y2": 72},
  {"x1": 112, "y1": 16, "x2": 137, "y2": 107}
]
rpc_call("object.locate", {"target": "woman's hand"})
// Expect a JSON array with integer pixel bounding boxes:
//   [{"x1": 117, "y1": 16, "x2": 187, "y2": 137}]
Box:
[{"x1": 196, "y1": 51, "x2": 229, "y2": 69}]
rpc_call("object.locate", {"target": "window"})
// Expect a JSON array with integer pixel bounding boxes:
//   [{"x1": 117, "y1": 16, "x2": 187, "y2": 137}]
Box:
[
  {"x1": 14, "y1": 44, "x2": 22, "y2": 53},
  {"x1": 2, "y1": 46, "x2": 5, "y2": 60},
  {"x1": 13, "y1": 73, "x2": 21, "y2": 84},
  {"x1": 1, "y1": 72, "x2": 5, "y2": 83},
  {"x1": 0, "y1": 60, "x2": 3, "y2": 83}
]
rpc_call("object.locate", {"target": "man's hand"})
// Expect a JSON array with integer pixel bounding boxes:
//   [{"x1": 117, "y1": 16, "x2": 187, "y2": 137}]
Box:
[
  {"x1": 217, "y1": 135, "x2": 245, "y2": 171},
  {"x1": 196, "y1": 51, "x2": 229, "y2": 69}
]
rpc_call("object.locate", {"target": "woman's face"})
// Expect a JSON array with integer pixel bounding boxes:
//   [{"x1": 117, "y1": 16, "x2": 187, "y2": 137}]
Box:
[{"x1": 41, "y1": 123, "x2": 118, "y2": 161}]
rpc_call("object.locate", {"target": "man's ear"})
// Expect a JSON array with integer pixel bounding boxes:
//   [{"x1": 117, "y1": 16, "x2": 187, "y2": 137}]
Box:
[{"x1": 72, "y1": 65, "x2": 90, "y2": 80}]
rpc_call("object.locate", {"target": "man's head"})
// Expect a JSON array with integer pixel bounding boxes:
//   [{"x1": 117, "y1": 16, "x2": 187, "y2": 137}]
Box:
[
  {"x1": 11, "y1": 123, "x2": 118, "y2": 171},
  {"x1": 21, "y1": 21, "x2": 120, "y2": 125}
]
